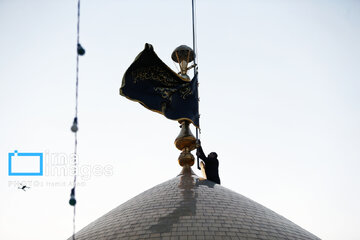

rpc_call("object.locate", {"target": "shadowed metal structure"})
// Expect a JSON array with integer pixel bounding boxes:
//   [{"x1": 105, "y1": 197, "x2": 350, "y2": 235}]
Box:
[{"x1": 68, "y1": 167, "x2": 320, "y2": 240}]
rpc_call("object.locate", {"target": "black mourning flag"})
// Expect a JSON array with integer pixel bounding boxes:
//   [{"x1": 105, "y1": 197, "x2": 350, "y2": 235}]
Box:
[{"x1": 120, "y1": 44, "x2": 199, "y2": 127}]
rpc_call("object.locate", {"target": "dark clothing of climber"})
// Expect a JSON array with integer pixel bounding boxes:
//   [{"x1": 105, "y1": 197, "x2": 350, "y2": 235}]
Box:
[{"x1": 196, "y1": 144, "x2": 221, "y2": 185}]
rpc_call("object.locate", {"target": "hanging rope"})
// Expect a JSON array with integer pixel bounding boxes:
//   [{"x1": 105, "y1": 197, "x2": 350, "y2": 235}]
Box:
[
  {"x1": 192, "y1": 0, "x2": 201, "y2": 170},
  {"x1": 70, "y1": 0, "x2": 85, "y2": 239}
]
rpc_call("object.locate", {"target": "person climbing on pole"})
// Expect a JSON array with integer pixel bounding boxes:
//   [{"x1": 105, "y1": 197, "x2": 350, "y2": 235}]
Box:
[{"x1": 196, "y1": 140, "x2": 221, "y2": 185}]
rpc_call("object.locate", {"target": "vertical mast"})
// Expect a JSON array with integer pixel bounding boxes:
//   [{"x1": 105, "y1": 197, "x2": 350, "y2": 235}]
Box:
[{"x1": 192, "y1": 0, "x2": 201, "y2": 170}]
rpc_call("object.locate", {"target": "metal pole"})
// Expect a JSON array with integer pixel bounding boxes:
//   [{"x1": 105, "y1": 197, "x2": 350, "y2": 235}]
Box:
[{"x1": 192, "y1": 0, "x2": 201, "y2": 170}]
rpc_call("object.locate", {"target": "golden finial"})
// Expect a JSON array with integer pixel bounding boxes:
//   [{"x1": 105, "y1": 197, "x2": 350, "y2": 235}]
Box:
[
  {"x1": 171, "y1": 45, "x2": 196, "y2": 81},
  {"x1": 172, "y1": 45, "x2": 197, "y2": 167},
  {"x1": 174, "y1": 120, "x2": 197, "y2": 167}
]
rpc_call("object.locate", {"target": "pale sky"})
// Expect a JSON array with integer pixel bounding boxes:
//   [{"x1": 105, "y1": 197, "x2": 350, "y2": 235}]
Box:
[{"x1": 1, "y1": 0, "x2": 360, "y2": 239}]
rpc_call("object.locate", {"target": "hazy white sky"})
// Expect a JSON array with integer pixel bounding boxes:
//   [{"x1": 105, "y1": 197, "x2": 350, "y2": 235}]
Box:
[{"x1": 1, "y1": 0, "x2": 360, "y2": 239}]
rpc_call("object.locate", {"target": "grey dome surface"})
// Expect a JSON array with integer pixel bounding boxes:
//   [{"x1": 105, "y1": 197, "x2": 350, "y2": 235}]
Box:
[{"x1": 71, "y1": 167, "x2": 320, "y2": 240}]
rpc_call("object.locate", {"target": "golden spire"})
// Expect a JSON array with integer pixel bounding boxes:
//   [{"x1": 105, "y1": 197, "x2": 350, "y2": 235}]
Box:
[
  {"x1": 174, "y1": 120, "x2": 197, "y2": 167},
  {"x1": 172, "y1": 45, "x2": 197, "y2": 167}
]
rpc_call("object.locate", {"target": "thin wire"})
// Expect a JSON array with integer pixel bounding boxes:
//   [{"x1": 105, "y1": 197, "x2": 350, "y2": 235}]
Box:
[
  {"x1": 75, "y1": 0, "x2": 80, "y2": 118},
  {"x1": 72, "y1": 133, "x2": 77, "y2": 240},
  {"x1": 72, "y1": 0, "x2": 81, "y2": 239},
  {"x1": 72, "y1": 184, "x2": 76, "y2": 240}
]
